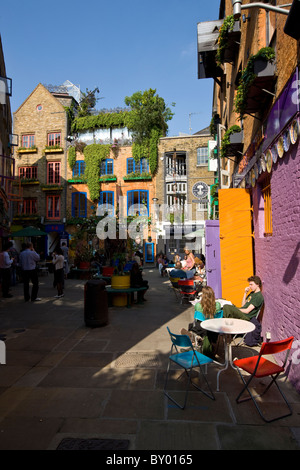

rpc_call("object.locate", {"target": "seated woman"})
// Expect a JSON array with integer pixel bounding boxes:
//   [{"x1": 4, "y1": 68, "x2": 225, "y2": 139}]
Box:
[
  {"x1": 181, "y1": 286, "x2": 221, "y2": 358},
  {"x1": 130, "y1": 262, "x2": 149, "y2": 301},
  {"x1": 193, "y1": 256, "x2": 206, "y2": 292},
  {"x1": 183, "y1": 249, "x2": 195, "y2": 271}
]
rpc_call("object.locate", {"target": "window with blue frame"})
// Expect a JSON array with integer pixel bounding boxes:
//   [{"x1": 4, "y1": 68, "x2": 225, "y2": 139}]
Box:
[
  {"x1": 127, "y1": 190, "x2": 149, "y2": 216},
  {"x1": 126, "y1": 158, "x2": 149, "y2": 174},
  {"x1": 98, "y1": 191, "x2": 114, "y2": 215},
  {"x1": 140, "y1": 157, "x2": 149, "y2": 173},
  {"x1": 127, "y1": 158, "x2": 135, "y2": 174},
  {"x1": 72, "y1": 160, "x2": 86, "y2": 177},
  {"x1": 100, "y1": 159, "x2": 113, "y2": 175},
  {"x1": 72, "y1": 192, "x2": 87, "y2": 217}
]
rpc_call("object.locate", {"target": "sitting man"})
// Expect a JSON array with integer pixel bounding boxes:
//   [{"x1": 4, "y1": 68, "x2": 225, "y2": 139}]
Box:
[
  {"x1": 223, "y1": 275, "x2": 264, "y2": 321},
  {"x1": 169, "y1": 261, "x2": 187, "y2": 279}
]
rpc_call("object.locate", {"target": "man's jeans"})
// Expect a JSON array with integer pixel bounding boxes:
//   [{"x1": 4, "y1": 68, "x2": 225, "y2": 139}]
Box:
[{"x1": 22, "y1": 269, "x2": 39, "y2": 301}]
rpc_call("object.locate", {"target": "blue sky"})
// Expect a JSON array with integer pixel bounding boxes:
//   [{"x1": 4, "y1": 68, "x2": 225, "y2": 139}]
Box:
[{"x1": 0, "y1": 0, "x2": 221, "y2": 136}]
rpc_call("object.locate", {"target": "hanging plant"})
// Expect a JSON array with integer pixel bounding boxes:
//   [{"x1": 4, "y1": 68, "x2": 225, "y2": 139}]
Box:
[
  {"x1": 111, "y1": 140, "x2": 120, "y2": 158},
  {"x1": 209, "y1": 183, "x2": 219, "y2": 220},
  {"x1": 71, "y1": 112, "x2": 131, "y2": 132},
  {"x1": 220, "y1": 125, "x2": 242, "y2": 158},
  {"x1": 216, "y1": 15, "x2": 235, "y2": 66},
  {"x1": 234, "y1": 47, "x2": 275, "y2": 117}
]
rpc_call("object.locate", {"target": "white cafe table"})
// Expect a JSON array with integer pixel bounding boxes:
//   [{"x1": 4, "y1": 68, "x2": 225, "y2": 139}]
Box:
[{"x1": 201, "y1": 318, "x2": 255, "y2": 391}]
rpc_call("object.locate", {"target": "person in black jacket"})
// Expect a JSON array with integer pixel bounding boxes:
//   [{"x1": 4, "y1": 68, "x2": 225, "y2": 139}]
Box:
[{"x1": 130, "y1": 262, "x2": 149, "y2": 301}]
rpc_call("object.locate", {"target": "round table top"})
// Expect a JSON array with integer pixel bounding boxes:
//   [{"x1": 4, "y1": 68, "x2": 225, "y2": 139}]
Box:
[{"x1": 201, "y1": 318, "x2": 255, "y2": 335}]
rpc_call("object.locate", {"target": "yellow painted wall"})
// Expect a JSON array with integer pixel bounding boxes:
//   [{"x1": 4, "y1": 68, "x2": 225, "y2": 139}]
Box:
[{"x1": 219, "y1": 188, "x2": 254, "y2": 305}]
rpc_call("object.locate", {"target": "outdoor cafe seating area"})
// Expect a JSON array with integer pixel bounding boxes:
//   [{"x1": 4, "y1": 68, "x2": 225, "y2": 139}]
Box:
[{"x1": 158, "y1": 259, "x2": 295, "y2": 423}]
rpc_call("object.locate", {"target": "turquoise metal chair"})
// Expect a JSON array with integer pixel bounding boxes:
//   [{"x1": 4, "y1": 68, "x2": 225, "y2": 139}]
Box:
[
  {"x1": 194, "y1": 309, "x2": 223, "y2": 322},
  {"x1": 164, "y1": 327, "x2": 215, "y2": 409}
]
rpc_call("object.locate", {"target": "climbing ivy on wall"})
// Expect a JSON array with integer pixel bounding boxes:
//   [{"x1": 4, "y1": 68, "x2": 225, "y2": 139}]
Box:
[
  {"x1": 67, "y1": 89, "x2": 174, "y2": 193},
  {"x1": 83, "y1": 143, "x2": 111, "y2": 201},
  {"x1": 68, "y1": 146, "x2": 76, "y2": 169},
  {"x1": 71, "y1": 112, "x2": 131, "y2": 132},
  {"x1": 148, "y1": 128, "x2": 161, "y2": 174},
  {"x1": 131, "y1": 128, "x2": 161, "y2": 174}
]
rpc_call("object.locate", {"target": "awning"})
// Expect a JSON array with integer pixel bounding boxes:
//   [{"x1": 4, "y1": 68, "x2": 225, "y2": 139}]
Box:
[
  {"x1": 11, "y1": 226, "x2": 47, "y2": 237},
  {"x1": 197, "y1": 19, "x2": 223, "y2": 53},
  {"x1": 184, "y1": 228, "x2": 205, "y2": 238}
]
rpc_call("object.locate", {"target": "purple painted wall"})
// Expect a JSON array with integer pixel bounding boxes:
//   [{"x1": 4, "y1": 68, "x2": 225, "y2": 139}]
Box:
[
  {"x1": 205, "y1": 220, "x2": 222, "y2": 298},
  {"x1": 252, "y1": 139, "x2": 300, "y2": 392}
]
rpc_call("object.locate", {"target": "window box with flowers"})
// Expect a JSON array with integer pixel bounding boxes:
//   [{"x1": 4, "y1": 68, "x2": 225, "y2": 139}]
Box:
[
  {"x1": 13, "y1": 215, "x2": 40, "y2": 222},
  {"x1": 44, "y1": 146, "x2": 64, "y2": 153},
  {"x1": 68, "y1": 178, "x2": 87, "y2": 183},
  {"x1": 123, "y1": 172, "x2": 152, "y2": 181},
  {"x1": 99, "y1": 175, "x2": 117, "y2": 182},
  {"x1": 41, "y1": 184, "x2": 64, "y2": 192},
  {"x1": 13, "y1": 178, "x2": 40, "y2": 186},
  {"x1": 20, "y1": 179, "x2": 40, "y2": 185},
  {"x1": 17, "y1": 146, "x2": 38, "y2": 154}
]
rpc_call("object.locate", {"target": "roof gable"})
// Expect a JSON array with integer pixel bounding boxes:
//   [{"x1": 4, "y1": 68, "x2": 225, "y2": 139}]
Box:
[{"x1": 14, "y1": 83, "x2": 66, "y2": 114}]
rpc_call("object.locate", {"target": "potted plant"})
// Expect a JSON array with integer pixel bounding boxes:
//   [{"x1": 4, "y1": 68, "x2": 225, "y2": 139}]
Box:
[
  {"x1": 234, "y1": 47, "x2": 276, "y2": 117},
  {"x1": 112, "y1": 252, "x2": 128, "y2": 277},
  {"x1": 220, "y1": 125, "x2": 242, "y2": 158},
  {"x1": 216, "y1": 15, "x2": 240, "y2": 66},
  {"x1": 74, "y1": 242, "x2": 93, "y2": 269}
]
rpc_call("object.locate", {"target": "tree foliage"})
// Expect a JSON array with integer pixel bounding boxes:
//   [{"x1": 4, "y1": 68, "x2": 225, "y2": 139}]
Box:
[
  {"x1": 77, "y1": 87, "x2": 100, "y2": 117},
  {"x1": 124, "y1": 88, "x2": 174, "y2": 144}
]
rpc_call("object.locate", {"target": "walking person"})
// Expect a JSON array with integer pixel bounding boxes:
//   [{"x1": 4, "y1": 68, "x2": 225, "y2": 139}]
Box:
[
  {"x1": 52, "y1": 248, "x2": 64, "y2": 298},
  {"x1": 0, "y1": 242, "x2": 14, "y2": 298},
  {"x1": 19, "y1": 242, "x2": 41, "y2": 302},
  {"x1": 61, "y1": 242, "x2": 69, "y2": 279},
  {"x1": 8, "y1": 241, "x2": 19, "y2": 286}
]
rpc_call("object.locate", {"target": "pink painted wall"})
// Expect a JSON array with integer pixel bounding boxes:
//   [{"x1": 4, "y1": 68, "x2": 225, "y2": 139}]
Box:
[{"x1": 252, "y1": 140, "x2": 300, "y2": 392}]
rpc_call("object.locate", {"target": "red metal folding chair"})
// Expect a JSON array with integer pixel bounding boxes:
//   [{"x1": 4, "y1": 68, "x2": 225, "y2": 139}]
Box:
[
  {"x1": 178, "y1": 279, "x2": 197, "y2": 304},
  {"x1": 233, "y1": 336, "x2": 294, "y2": 422}
]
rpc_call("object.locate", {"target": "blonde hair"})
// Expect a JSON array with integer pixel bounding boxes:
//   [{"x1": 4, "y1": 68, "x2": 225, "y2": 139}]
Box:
[{"x1": 200, "y1": 286, "x2": 216, "y2": 319}]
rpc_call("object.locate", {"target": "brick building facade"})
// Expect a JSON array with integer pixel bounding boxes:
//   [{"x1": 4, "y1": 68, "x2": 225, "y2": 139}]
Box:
[
  {"x1": 155, "y1": 129, "x2": 216, "y2": 258},
  {"x1": 67, "y1": 143, "x2": 156, "y2": 262},
  {"x1": 13, "y1": 83, "x2": 157, "y2": 262},
  {"x1": 0, "y1": 35, "x2": 14, "y2": 245},
  {"x1": 198, "y1": 0, "x2": 300, "y2": 390},
  {"x1": 12, "y1": 83, "x2": 73, "y2": 254}
]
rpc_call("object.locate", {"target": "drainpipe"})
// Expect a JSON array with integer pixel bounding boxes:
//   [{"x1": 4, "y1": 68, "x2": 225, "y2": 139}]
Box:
[
  {"x1": 64, "y1": 114, "x2": 68, "y2": 225},
  {"x1": 217, "y1": 124, "x2": 226, "y2": 189},
  {"x1": 232, "y1": 0, "x2": 291, "y2": 19}
]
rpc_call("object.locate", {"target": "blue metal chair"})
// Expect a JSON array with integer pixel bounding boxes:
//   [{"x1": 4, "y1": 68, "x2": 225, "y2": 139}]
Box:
[{"x1": 164, "y1": 327, "x2": 215, "y2": 409}]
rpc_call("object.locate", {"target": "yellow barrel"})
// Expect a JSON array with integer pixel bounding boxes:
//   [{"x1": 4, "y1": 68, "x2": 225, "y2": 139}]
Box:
[{"x1": 111, "y1": 274, "x2": 130, "y2": 307}]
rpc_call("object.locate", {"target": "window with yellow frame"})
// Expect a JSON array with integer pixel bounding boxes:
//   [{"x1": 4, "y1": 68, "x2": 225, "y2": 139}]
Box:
[{"x1": 261, "y1": 175, "x2": 272, "y2": 236}]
